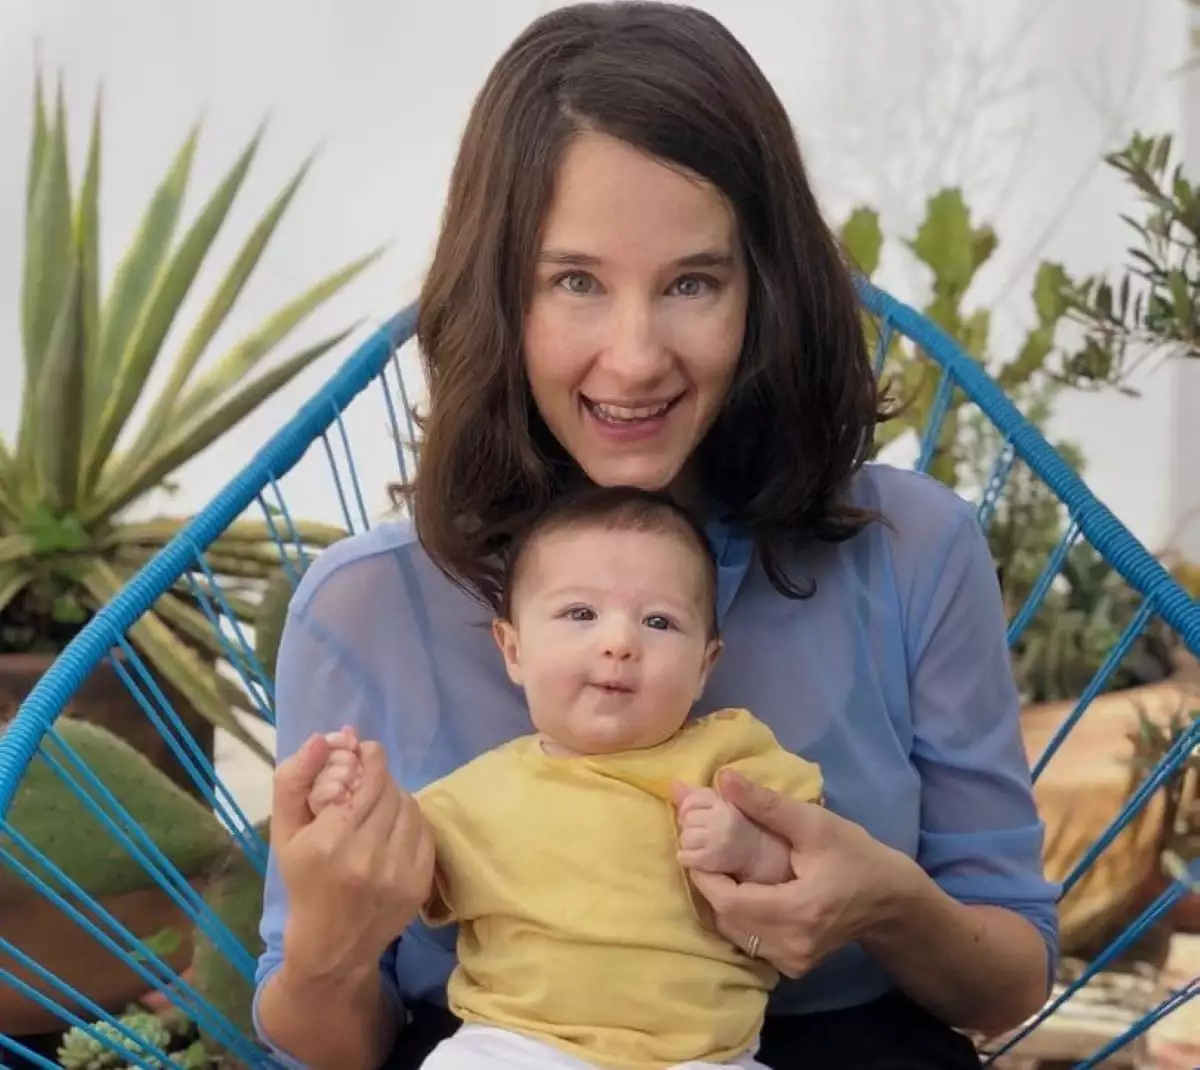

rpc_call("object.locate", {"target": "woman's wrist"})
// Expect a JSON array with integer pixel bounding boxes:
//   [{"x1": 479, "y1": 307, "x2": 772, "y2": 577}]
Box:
[
  {"x1": 277, "y1": 949, "x2": 382, "y2": 1000},
  {"x1": 260, "y1": 957, "x2": 397, "y2": 1070},
  {"x1": 857, "y1": 844, "x2": 926, "y2": 943},
  {"x1": 855, "y1": 846, "x2": 1048, "y2": 1035},
  {"x1": 281, "y1": 907, "x2": 390, "y2": 989}
]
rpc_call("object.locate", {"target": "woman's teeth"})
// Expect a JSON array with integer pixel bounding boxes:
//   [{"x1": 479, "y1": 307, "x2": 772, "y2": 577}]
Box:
[{"x1": 589, "y1": 399, "x2": 673, "y2": 423}]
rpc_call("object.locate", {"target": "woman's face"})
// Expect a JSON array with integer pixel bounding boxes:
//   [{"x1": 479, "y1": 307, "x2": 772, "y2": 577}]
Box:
[{"x1": 524, "y1": 131, "x2": 748, "y2": 496}]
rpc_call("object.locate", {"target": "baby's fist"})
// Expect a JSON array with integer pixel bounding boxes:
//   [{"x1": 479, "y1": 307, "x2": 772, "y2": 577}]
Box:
[
  {"x1": 675, "y1": 786, "x2": 753, "y2": 875},
  {"x1": 306, "y1": 726, "x2": 363, "y2": 814}
]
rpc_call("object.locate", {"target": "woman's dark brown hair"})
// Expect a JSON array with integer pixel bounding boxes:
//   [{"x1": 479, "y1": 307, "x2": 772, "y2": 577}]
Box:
[{"x1": 407, "y1": 1, "x2": 881, "y2": 611}]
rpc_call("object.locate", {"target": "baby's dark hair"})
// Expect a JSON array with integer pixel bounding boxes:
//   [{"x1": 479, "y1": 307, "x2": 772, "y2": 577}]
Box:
[{"x1": 500, "y1": 485, "x2": 720, "y2": 638}]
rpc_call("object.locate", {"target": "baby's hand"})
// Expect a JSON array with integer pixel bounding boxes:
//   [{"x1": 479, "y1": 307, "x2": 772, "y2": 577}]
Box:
[
  {"x1": 673, "y1": 781, "x2": 793, "y2": 885},
  {"x1": 307, "y1": 725, "x2": 364, "y2": 814},
  {"x1": 675, "y1": 786, "x2": 757, "y2": 876}
]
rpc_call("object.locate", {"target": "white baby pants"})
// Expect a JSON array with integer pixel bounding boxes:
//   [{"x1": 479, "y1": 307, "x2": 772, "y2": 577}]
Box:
[{"x1": 420, "y1": 1024, "x2": 769, "y2": 1069}]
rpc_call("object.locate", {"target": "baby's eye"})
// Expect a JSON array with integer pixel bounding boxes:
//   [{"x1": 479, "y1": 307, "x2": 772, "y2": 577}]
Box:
[
  {"x1": 566, "y1": 606, "x2": 596, "y2": 622},
  {"x1": 643, "y1": 614, "x2": 674, "y2": 631}
]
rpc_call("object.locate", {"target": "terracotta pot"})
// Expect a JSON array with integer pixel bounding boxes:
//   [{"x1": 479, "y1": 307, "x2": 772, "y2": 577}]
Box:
[
  {"x1": 0, "y1": 879, "x2": 204, "y2": 1035},
  {"x1": 0, "y1": 651, "x2": 215, "y2": 799}
]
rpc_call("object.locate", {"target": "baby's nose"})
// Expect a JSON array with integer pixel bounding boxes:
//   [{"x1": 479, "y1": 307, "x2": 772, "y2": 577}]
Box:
[{"x1": 601, "y1": 620, "x2": 639, "y2": 660}]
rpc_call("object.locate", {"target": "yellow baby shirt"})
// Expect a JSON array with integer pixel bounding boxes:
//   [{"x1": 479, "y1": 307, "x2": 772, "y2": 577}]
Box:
[{"x1": 415, "y1": 707, "x2": 824, "y2": 1070}]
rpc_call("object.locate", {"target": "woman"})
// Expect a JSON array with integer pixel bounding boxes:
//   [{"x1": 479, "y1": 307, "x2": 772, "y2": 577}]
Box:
[{"x1": 253, "y1": 4, "x2": 1059, "y2": 1068}]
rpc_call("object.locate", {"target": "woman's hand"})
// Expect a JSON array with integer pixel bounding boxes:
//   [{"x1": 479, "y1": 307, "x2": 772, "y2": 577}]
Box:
[
  {"x1": 685, "y1": 770, "x2": 912, "y2": 979},
  {"x1": 271, "y1": 732, "x2": 436, "y2": 987}
]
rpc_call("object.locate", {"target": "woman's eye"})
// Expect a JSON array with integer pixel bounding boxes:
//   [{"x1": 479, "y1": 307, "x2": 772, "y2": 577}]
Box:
[
  {"x1": 558, "y1": 272, "x2": 598, "y2": 295},
  {"x1": 566, "y1": 606, "x2": 596, "y2": 621},
  {"x1": 669, "y1": 274, "x2": 715, "y2": 298},
  {"x1": 643, "y1": 614, "x2": 674, "y2": 631}
]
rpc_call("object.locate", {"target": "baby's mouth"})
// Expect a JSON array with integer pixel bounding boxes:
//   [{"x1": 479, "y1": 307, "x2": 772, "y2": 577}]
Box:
[{"x1": 591, "y1": 680, "x2": 635, "y2": 694}]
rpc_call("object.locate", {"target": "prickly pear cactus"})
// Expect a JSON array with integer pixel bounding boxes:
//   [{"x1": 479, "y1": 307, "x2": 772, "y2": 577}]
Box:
[{"x1": 190, "y1": 820, "x2": 269, "y2": 1054}]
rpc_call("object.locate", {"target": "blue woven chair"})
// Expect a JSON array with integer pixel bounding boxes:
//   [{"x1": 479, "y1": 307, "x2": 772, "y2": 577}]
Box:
[{"x1": 0, "y1": 280, "x2": 1197, "y2": 1069}]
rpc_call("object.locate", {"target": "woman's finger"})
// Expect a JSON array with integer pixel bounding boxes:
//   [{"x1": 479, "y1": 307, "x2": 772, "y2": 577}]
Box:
[
  {"x1": 357, "y1": 775, "x2": 404, "y2": 845},
  {"x1": 688, "y1": 867, "x2": 791, "y2": 925},
  {"x1": 383, "y1": 794, "x2": 425, "y2": 871},
  {"x1": 717, "y1": 770, "x2": 818, "y2": 846}
]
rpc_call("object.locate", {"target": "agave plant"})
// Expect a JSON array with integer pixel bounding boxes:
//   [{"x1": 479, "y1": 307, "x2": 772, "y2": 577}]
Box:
[{"x1": 0, "y1": 72, "x2": 370, "y2": 760}]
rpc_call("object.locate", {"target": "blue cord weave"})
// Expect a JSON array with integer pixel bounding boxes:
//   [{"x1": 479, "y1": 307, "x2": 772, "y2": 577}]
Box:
[{"x1": 0, "y1": 284, "x2": 1195, "y2": 1069}]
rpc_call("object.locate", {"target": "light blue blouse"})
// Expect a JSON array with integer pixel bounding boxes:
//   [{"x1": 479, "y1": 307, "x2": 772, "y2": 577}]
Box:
[{"x1": 253, "y1": 462, "x2": 1059, "y2": 1057}]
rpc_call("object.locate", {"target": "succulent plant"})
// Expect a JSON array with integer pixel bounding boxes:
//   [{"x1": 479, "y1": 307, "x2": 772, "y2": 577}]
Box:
[
  {"x1": 57, "y1": 1007, "x2": 173, "y2": 1069},
  {"x1": 0, "y1": 70, "x2": 365, "y2": 757}
]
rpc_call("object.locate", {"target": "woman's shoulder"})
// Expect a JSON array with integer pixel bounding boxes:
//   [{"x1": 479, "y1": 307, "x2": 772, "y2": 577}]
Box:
[
  {"x1": 848, "y1": 462, "x2": 975, "y2": 538},
  {"x1": 839, "y1": 463, "x2": 988, "y2": 619},
  {"x1": 846, "y1": 464, "x2": 977, "y2": 566},
  {"x1": 285, "y1": 517, "x2": 487, "y2": 638},
  {"x1": 287, "y1": 519, "x2": 424, "y2": 620}
]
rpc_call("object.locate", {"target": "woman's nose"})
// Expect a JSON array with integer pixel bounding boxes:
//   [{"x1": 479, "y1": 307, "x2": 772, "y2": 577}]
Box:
[{"x1": 601, "y1": 300, "x2": 670, "y2": 385}]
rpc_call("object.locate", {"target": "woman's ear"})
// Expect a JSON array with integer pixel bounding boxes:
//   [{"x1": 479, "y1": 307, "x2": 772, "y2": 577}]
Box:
[
  {"x1": 695, "y1": 637, "x2": 723, "y2": 699},
  {"x1": 492, "y1": 618, "x2": 524, "y2": 686}
]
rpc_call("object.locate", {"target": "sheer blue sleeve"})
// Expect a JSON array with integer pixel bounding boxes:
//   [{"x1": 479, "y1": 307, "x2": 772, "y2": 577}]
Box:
[
  {"x1": 906, "y1": 506, "x2": 1061, "y2": 989},
  {"x1": 250, "y1": 541, "x2": 409, "y2": 1064}
]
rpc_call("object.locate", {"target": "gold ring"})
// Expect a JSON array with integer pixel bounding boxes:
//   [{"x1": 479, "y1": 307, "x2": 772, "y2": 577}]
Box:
[{"x1": 745, "y1": 933, "x2": 761, "y2": 958}]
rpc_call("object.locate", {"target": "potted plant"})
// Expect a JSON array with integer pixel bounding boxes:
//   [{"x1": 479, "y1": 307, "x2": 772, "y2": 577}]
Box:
[
  {"x1": 0, "y1": 708, "x2": 230, "y2": 1037},
  {"x1": 840, "y1": 187, "x2": 1200, "y2": 956},
  {"x1": 0, "y1": 70, "x2": 367, "y2": 786}
]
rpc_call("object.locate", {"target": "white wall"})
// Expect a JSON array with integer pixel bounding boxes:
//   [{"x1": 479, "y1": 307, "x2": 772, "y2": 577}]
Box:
[{"x1": 0, "y1": 0, "x2": 1195, "y2": 551}]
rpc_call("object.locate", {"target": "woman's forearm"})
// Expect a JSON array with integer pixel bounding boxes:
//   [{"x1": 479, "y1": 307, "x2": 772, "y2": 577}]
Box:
[
  {"x1": 862, "y1": 852, "x2": 1050, "y2": 1037},
  {"x1": 257, "y1": 959, "x2": 399, "y2": 1070}
]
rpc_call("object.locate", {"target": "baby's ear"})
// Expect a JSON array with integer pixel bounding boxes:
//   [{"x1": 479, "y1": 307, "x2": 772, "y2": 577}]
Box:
[
  {"x1": 491, "y1": 618, "x2": 524, "y2": 686},
  {"x1": 695, "y1": 637, "x2": 723, "y2": 699}
]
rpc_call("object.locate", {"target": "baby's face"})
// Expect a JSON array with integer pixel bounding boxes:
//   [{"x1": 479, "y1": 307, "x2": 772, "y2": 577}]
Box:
[{"x1": 493, "y1": 526, "x2": 720, "y2": 756}]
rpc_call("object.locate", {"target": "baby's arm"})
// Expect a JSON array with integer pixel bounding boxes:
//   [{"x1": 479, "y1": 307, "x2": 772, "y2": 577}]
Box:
[
  {"x1": 306, "y1": 725, "x2": 364, "y2": 813},
  {"x1": 675, "y1": 787, "x2": 792, "y2": 885}
]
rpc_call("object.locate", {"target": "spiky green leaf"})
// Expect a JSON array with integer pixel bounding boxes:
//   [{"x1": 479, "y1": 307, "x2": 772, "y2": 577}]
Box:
[
  {"x1": 168, "y1": 249, "x2": 381, "y2": 422},
  {"x1": 173, "y1": 577, "x2": 260, "y2": 624},
  {"x1": 80, "y1": 560, "x2": 272, "y2": 763},
  {"x1": 103, "y1": 516, "x2": 343, "y2": 551},
  {"x1": 0, "y1": 565, "x2": 32, "y2": 618},
  {"x1": 153, "y1": 589, "x2": 257, "y2": 674},
  {"x1": 25, "y1": 67, "x2": 48, "y2": 215},
  {"x1": 88, "y1": 124, "x2": 198, "y2": 433},
  {"x1": 0, "y1": 436, "x2": 14, "y2": 503},
  {"x1": 77, "y1": 91, "x2": 102, "y2": 383},
  {"x1": 21, "y1": 78, "x2": 73, "y2": 443},
  {"x1": 33, "y1": 251, "x2": 86, "y2": 511},
  {"x1": 84, "y1": 126, "x2": 266, "y2": 493},
  {"x1": 89, "y1": 327, "x2": 355, "y2": 523},
  {"x1": 124, "y1": 143, "x2": 311, "y2": 467},
  {"x1": 0, "y1": 535, "x2": 35, "y2": 566}
]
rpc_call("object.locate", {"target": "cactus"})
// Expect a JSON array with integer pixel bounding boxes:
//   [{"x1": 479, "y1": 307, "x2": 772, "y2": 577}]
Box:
[
  {"x1": 2, "y1": 717, "x2": 229, "y2": 899},
  {"x1": 841, "y1": 188, "x2": 1090, "y2": 491},
  {"x1": 839, "y1": 191, "x2": 1185, "y2": 703},
  {"x1": 189, "y1": 820, "x2": 269, "y2": 1055}
]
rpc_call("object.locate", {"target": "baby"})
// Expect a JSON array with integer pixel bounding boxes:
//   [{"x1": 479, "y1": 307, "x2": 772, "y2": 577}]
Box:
[{"x1": 308, "y1": 485, "x2": 824, "y2": 1070}]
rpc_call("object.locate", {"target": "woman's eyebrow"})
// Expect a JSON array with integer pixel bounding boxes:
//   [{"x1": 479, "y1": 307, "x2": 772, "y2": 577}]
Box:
[{"x1": 536, "y1": 248, "x2": 735, "y2": 268}]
